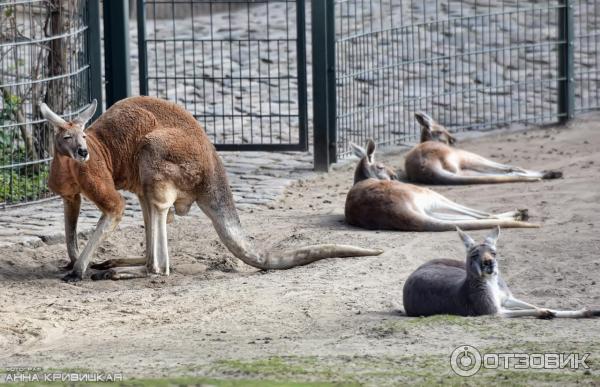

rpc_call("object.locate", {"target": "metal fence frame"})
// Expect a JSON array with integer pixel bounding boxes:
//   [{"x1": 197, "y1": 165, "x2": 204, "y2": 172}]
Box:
[
  {"x1": 2, "y1": 0, "x2": 599, "y2": 205},
  {"x1": 312, "y1": 0, "x2": 600, "y2": 170},
  {"x1": 0, "y1": 0, "x2": 102, "y2": 208},
  {"x1": 136, "y1": 0, "x2": 309, "y2": 151}
]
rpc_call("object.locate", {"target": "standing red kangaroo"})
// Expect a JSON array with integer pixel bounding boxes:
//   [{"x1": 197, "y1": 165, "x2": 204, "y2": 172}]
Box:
[
  {"x1": 40, "y1": 96, "x2": 382, "y2": 281},
  {"x1": 404, "y1": 112, "x2": 563, "y2": 184}
]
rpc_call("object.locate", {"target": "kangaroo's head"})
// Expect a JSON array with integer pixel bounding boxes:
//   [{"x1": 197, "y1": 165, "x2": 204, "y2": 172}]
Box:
[
  {"x1": 350, "y1": 139, "x2": 398, "y2": 184},
  {"x1": 40, "y1": 100, "x2": 97, "y2": 163},
  {"x1": 415, "y1": 112, "x2": 457, "y2": 145},
  {"x1": 457, "y1": 226, "x2": 500, "y2": 279}
]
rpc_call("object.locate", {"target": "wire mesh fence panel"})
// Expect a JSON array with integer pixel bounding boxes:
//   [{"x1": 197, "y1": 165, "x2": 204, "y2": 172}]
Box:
[
  {"x1": 573, "y1": 0, "x2": 600, "y2": 113},
  {"x1": 138, "y1": 0, "x2": 308, "y2": 150},
  {"x1": 334, "y1": 0, "x2": 579, "y2": 158},
  {"x1": 0, "y1": 0, "x2": 92, "y2": 208}
]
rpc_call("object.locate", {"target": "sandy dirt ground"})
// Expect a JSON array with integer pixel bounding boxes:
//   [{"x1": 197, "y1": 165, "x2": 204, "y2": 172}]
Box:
[{"x1": 1, "y1": 116, "x2": 599, "y2": 386}]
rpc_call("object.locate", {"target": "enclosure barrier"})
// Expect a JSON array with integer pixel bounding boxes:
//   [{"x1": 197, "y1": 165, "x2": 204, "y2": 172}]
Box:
[
  {"x1": 312, "y1": 0, "x2": 600, "y2": 169},
  {"x1": 0, "y1": 0, "x2": 101, "y2": 208},
  {"x1": 137, "y1": 0, "x2": 309, "y2": 151},
  {"x1": 1, "y1": 0, "x2": 599, "y2": 205}
]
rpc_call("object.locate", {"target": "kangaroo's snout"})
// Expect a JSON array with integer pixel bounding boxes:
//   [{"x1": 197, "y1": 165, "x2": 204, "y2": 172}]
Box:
[
  {"x1": 77, "y1": 147, "x2": 89, "y2": 161},
  {"x1": 482, "y1": 259, "x2": 496, "y2": 275}
]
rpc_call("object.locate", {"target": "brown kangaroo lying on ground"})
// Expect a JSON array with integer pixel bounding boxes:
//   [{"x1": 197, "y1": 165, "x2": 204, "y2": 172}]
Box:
[
  {"x1": 404, "y1": 112, "x2": 563, "y2": 184},
  {"x1": 403, "y1": 227, "x2": 599, "y2": 318},
  {"x1": 344, "y1": 140, "x2": 538, "y2": 231},
  {"x1": 40, "y1": 96, "x2": 382, "y2": 282}
]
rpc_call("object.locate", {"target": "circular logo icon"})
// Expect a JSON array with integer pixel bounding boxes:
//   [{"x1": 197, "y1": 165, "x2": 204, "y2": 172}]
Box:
[{"x1": 450, "y1": 345, "x2": 482, "y2": 377}]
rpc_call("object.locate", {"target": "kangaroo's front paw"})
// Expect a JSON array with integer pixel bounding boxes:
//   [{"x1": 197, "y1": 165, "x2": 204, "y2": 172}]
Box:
[
  {"x1": 537, "y1": 309, "x2": 556, "y2": 320},
  {"x1": 62, "y1": 271, "x2": 83, "y2": 283}
]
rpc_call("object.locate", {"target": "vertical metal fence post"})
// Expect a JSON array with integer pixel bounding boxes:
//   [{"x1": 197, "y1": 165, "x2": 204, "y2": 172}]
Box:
[
  {"x1": 311, "y1": 0, "x2": 334, "y2": 171},
  {"x1": 558, "y1": 0, "x2": 575, "y2": 122},
  {"x1": 87, "y1": 0, "x2": 103, "y2": 120},
  {"x1": 103, "y1": 0, "x2": 131, "y2": 107},
  {"x1": 137, "y1": 0, "x2": 148, "y2": 96},
  {"x1": 296, "y1": 0, "x2": 309, "y2": 151},
  {"x1": 326, "y1": 0, "x2": 337, "y2": 165}
]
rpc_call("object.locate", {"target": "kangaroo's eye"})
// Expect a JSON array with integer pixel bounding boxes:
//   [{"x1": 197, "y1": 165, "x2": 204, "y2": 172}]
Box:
[
  {"x1": 63, "y1": 135, "x2": 72, "y2": 140},
  {"x1": 82, "y1": 134, "x2": 87, "y2": 139}
]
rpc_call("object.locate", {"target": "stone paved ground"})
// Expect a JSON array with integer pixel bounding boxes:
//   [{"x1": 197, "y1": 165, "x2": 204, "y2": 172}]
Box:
[{"x1": 0, "y1": 150, "x2": 315, "y2": 248}]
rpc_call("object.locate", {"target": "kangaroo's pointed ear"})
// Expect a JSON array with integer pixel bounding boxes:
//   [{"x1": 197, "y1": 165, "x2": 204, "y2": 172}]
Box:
[
  {"x1": 39, "y1": 102, "x2": 68, "y2": 131},
  {"x1": 74, "y1": 99, "x2": 97, "y2": 126},
  {"x1": 484, "y1": 226, "x2": 500, "y2": 248},
  {"x1": 366, "y1": 139, "x2": 376, "y2": 163},
  {"x1": 350, "y1": 142, "x2": 367, "y2": 160},
  {"x1": 415, "y1": 112, "x2": 435, "y2": 128},
  {"x1": 456, "y1": 227, "x2": 476, "y2": 250}
]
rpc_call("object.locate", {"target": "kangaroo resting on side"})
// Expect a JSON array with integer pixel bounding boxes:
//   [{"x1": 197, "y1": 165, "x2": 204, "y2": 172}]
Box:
[
  {"x1": 403, "y1": 227, "x2": 599, "y2": 318},
  {"x1": 344, "y1": 140, "x2": 539, "y2": 231},
  {"x1": 403, "y1": 112, "x2": 563, "y2": 184},
  {"x1": 40, "y1": 96, "x2": 382, "y2": 282}
]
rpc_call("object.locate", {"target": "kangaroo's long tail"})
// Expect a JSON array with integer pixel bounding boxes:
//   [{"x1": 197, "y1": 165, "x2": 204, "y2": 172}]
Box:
[{"x1": 198, "y1": 175, "x2": 383, "y2": 270}]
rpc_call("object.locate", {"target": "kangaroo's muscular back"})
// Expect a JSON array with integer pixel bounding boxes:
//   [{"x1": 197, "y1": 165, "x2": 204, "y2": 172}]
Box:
[{"x1": 86, "y1": 96, "x2": 214, "y2": 193}]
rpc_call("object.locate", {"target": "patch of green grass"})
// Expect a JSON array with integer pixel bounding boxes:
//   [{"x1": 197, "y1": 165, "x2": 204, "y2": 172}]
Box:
[
  {"x1": 1, "y1": 376, "x2": 337, "y2": 387},
  {"x1": 212, "y1": 357, "x2": 354, "y2": 385},
  {"x1": 3, "y1": 352, "x2": 599, "y2": 387}
]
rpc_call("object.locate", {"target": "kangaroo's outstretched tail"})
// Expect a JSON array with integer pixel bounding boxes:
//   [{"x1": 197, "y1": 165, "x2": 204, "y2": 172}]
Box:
[
  {"x1": 198, "y1": 185, "x2": 382, "y2": 269},
  {"x1": 422, "y1": 217, "x2": 539, "y2": 231}
]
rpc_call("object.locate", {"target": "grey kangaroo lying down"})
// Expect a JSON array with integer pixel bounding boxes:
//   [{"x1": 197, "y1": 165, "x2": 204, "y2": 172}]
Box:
[
  {"x1": 403, "y1": 112, "x2": 563, "y2": 185},
  {"x1": 403, "y1": 227, "x2": 600, "y2": 318},
  {"x1": 345, "y1": 140, "x2": 538, "y2": 231}
]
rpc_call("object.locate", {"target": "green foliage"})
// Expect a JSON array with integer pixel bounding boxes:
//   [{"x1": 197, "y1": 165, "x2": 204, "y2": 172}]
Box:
[
  {"x1": 0, "y1": 92, "x2": 23, "y2": 149},
  {"x1": 0, "y1": 164, "x2": 50, "y2": 204},
  {"x1": 0, "y1": 92, "x2": 22, "y2": 123}
]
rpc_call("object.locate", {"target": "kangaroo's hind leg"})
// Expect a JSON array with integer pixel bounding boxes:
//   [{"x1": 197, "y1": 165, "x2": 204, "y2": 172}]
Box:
[
  {"x1": 502, "y1": 297, "x2": 600, "y2": 318},
  {"x1": 428, "y1": 191, "x2": 497, "y2": 219},
  {"x1": 458, "y1": 150, "x2": 524, "y2": 172},
  {"x1": 457, "y1": 150, "x2": 546, "y2": 180},
  {"x1": 428, "y1": 190, "x2": 526, "y2": 221}
]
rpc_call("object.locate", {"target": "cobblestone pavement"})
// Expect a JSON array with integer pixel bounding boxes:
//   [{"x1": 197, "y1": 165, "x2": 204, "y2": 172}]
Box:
[{"x1": 0, "y1": 150, "x2": 316, "y2": 248}]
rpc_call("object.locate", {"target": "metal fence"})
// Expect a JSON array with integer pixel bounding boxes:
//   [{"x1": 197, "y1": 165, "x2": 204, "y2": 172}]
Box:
[
  {"x1": 314, "y1": 0, "x2": 599, "y2": 163},
  {"x1": 2, "y1": 0, "x2": 599, "y2": 205},
  {"x1": 137, "y1": 0, "x2": 308, "y2": 151},
  {"x1": 0, "y1": 0, "x2": 100, "y2": 208}
]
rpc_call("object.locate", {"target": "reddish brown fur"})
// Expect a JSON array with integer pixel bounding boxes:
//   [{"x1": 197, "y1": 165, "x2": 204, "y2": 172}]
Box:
[
  {"x1": 345, "y1": 142, "x2": 539, "y2": 231},
  {"x1": 406, "y1": 113, "x2": 560, "y2": 185},
  {"x1": 46, "y1": 96, "x2": 382, "y2": 281}
]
